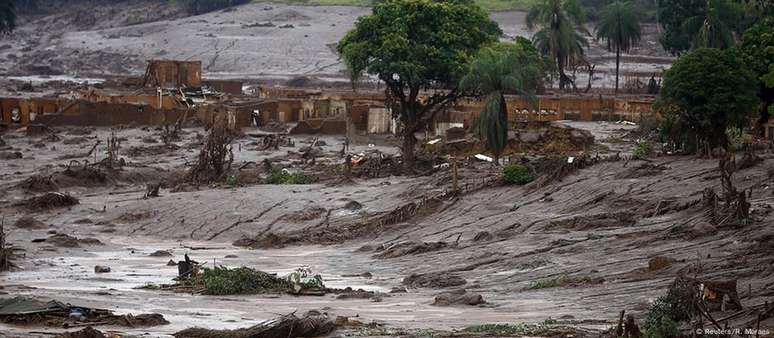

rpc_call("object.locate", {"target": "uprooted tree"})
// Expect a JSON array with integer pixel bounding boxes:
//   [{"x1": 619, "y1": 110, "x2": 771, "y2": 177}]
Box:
[
  {"x1": 337, "y1": 0, "x2": 501, "y2": 171},
  {"x1": 186, "y1": 118, "x2": 234, "y2": 185}
]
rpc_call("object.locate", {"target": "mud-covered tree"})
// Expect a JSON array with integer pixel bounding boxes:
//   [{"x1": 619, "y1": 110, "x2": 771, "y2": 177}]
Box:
[
  {"x1": 0, "y1": 0, "x2": 16, "y2": 34},
  {"x1": 736, "y1": 17, "x2": 774, "y2": 131},
  {"x1": 460, "y1": 43, "x2": 542, "y2": 163},
  {"x1": 527, "y1": 0, "x2": 589, "y2": 90},
  {"x1": 337, "y1": 0, "x2": 501, "y2": 171},
  {"x1": 657, "y1": 48, "x2": 757, "y2": 152},
  {"x1": 595, "y1": 1, "x2": 641, "y2": 95}
]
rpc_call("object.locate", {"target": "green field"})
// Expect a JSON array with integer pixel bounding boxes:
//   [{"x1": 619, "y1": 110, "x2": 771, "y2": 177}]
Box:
[{"x1": 252, "y1": 0, "x2": 533, "y2": 11}]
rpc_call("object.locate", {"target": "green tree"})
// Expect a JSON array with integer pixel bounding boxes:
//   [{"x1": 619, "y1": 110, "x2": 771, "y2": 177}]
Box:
[
  {"x1": 337, "y1": 0, "x2": 501, "y2": 170},
  {"x1": 656, "y1": 48, "x2": 757, "y2": 151},
  {"x1": 657, "y1": 0, "x2": 705, "y2": 55},
  {"x1": 682, "y1": 0, "x2": 744, "y2": 49},
  {"x1": 657, "y1": 0, "x2": 748, "y2": 54},
  {"x1": 527, "y1": 0, "x2": 589, "y2": 91},
  {"x1": 460, "y1": 42, "x2": 542, "y2": 163},
  {"x1": 736, "y1": 17, "x2": 774, "y2": 129},
  {"x1": 0, "y1": 0, "x2": 16, "y2": 34},
  {"x1": 595, "y1": 1, "x2": 641, "y2": 95}
]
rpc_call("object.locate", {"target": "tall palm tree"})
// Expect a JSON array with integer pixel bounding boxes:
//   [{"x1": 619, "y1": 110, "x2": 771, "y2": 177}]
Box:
[
  {"x1": 527, "y1": 0, "x2": 588, "y2": 91},
  {"x1": 595, "y1": 1, "x2": 641, "y2": 95},
  {"x1": 0, "y1": 0, "x2": 16, "y2": 34},
  {"x1": 460, "y1": 44, "x2": 540, "y2": 163},
  {"x1": 682, "y1": 0, "x2": 739, "y2": 49}
]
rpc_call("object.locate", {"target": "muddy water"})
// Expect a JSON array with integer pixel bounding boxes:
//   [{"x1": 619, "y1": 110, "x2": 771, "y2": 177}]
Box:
[{"x1": 1, "y1": 237, "x2": 546, "y2": 337}]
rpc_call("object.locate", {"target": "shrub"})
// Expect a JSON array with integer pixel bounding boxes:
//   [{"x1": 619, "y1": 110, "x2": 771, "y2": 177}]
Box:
[
  {"x1": 266, "y1": 169, "x2": 313, "y2": 185},
  {"x1": 224, "y1": 175, "x2": 239, "y2": 187},
  {"x1": 642, "y1": 278, "x2": 695, "y2": 338},
  {"x1": 503, "y1": 164, "x2": 533, "y2": 185},
  {"x1": 632, "y1": 140, "x2": 651, "y2": 159},
  {"x1": 186, "y1": 266, "x2": 292, "y2": 295}
]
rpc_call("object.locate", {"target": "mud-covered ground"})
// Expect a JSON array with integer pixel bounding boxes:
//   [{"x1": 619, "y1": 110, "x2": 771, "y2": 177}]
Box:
[
  {"x1": 1, "y1": 121, "x2": 773, "y2": 337},
  {"x1": 0, "y1": 1, "x2": 672, "y2": 93}
]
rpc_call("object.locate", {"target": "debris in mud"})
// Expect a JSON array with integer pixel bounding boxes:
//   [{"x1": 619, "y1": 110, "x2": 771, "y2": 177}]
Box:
[
  {"x1": 13, "y1": 216, "x2": 47, "y2": 229},
  {"x1": 16, "y1": 192, "x2": 79, "y2": 210},
  {"x1": 432, "y1": 289, "x2": 485, "y2": 306},
  {"x1": 547, "y1": 212, "x2": 636, "y2": 230},
  {"x1": 57, "y1": 326, "x2": 108, "y2": 338},
  {"x1": 40, "y1": 233, "x2": 102, "y2": 248},
  {"x1": 0, "y1": 151, "x2": 22, "y2": 160},
  {"x1": 373, "y1": 240, "x2": 448, "y2": 259},
  {"x1": 525, "y1": 274, "x2": 604, "y2": 290},
  {"x1": 0, "y1": 296, "x2": 168, "y2": 328},
  {"x1": 19, "y1": 174, "x2": 58, "y2": 192},
  {"x1": 403, "y1": 272, "x2": 467, "y2": 289},
  {"x1": 647, "y1": 256, "x2": 675, "y2": 271},
  {"x1": 94, "y1": 265, "x2": 111, "y2": 273},
  {"x1": 286, "y1": 206, "x2": 327, "y2": 222},
  {"x1": 125, "y1": 143, "x2": 180, "y2": 157},
  {"x1": 334, "y1": 288, "x2": 383, "y2": 301},
  {"x1": 149, "y1": 250, "x2": 173, "y2": 257},
  {"x1": 1, "y1": 222, "x2": 14, "y2": 271},
  {"x1": 173, "y1": 310, "x2": 335, "y2": 338},
  {"x1": 614, "y1": 162, "x2": 669, "y2": 179}
]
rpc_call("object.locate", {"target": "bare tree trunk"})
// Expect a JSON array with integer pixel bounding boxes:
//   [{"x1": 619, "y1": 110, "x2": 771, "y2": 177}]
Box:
[
  {"x1": 615, "y1": 47, "x2": 621, "y2": 95},
  {"x1": 401, "y1": 130, "x2": 417, "y2": 173}
]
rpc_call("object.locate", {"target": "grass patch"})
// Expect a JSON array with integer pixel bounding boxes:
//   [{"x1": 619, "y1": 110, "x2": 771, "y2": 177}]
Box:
[
  {"x1": 266, "y1": 169, "x2": 313, "y2": 184},
  {"x1": 526, "y1": 275, "x2": 573, "y2": 290}
]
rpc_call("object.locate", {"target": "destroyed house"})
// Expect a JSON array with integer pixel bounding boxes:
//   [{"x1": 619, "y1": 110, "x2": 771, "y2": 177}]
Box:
[{"x1": 143, "y1": 60, "x2": 202, "y2": 88}]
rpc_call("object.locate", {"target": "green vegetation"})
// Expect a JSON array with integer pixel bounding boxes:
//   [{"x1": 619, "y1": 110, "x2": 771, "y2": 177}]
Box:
[
  {"x1": 179, "y1": 266, "x2": 325, "y2": 295},
  {"x1": 736, "y1": 17, "x2": 774, "y2": 123},
  {"x1": 463, "y1": 319, "x2": 558, "y2": 335},
  {"x1": 594, "y1": 1, "x2": 641, "y2": 94},
  {"x1": 1, "y1": 0, "x2": 16, "y2": 34},
  {"x1": 224, "y1": 174, "x2": 239, "y2": 187},
  {"x1": 642, "y1": 280, "x2": 695, "y2": 338},
  {"x1": 338, "y1": 0, "x2": 500, "y2": 170},
  {"x1": 461, "y1": 42, "x2": 542, "y2": 162},
  {"x1": 656, "y1": 48, "x2": 757, "y2": 151},
  {"x1": 527, "y1": 0, "x2": 588, "y2": 90},
  {"x1": 503, "y1": 164, "x2": 534, "y2": 185},
  {"x1": 656, "y1": 0, "x2": 753, "y2": 55},
  {"x1": 266, "y1": 169, "x2": 313, "y2": 184},
  {"x1": 632, "y1": 140, "x2": 651, "y2": 159}
]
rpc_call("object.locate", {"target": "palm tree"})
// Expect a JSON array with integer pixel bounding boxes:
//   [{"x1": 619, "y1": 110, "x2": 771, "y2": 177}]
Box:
[
  {"x1": 595, "y1": 1, "x2": 641, "y2": 95},
  {"x1": 460, "y1": 44, "x2": 540, "y2": 163},
  {"x1": 0, "y1": 0, "x2": 16, "y2": 34},
  {"x1": 527, "y1": 0, "x2": 588, "y2": 91},
  {"x1": 682, "y1": 0, "x2": 739, "y2": 49}
]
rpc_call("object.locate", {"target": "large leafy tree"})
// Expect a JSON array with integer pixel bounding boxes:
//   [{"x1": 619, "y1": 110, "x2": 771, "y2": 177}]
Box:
[
  {"x1": 0, "y1": 0, "x2": 16, "y2": 34},
  {"x1": 657, "y1": 48, "x2": 757, "y2": 151},
  {"x1": 595, "y1": 1, "x2": 641, "y2": 95},
  {"x1": 527, "y1": 0, "x2": 589, "y2": 91},
  {"x1": 657, "y1": 0, "x2": 748, "y2": 54},
  {"x1": 736, "y1": 17, "x2": 774, "y2": 129},
  {"x1": 338, "y1": 0, "x2": 501, "y2": 170},
  {"x1": 460, "y1": 42, "x2": 543, "y2": 163},
  {"x1": 657, "y1": 0, "x2": 705, "y2": 55}
]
